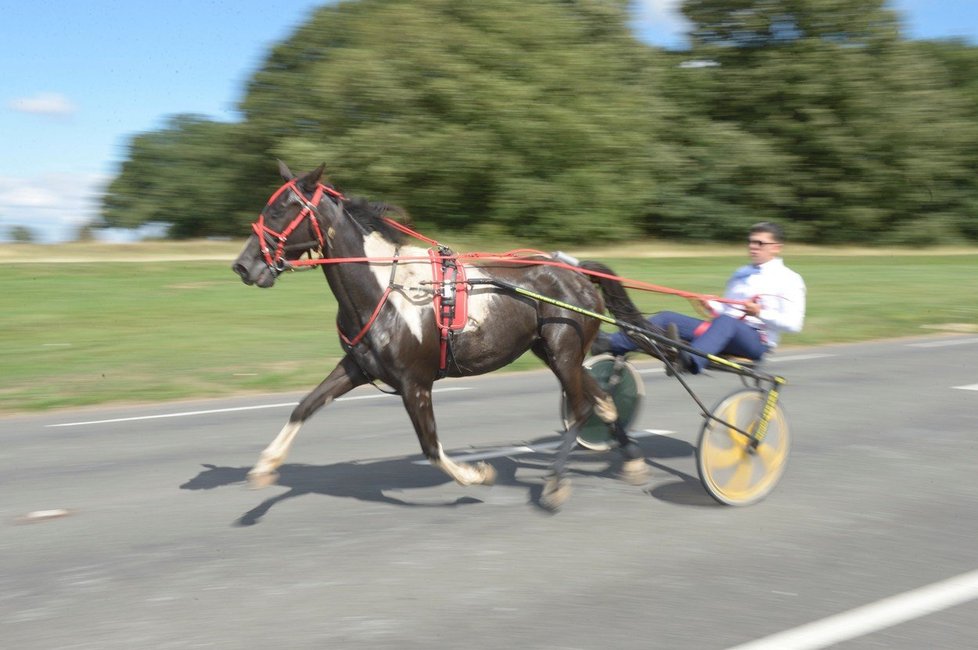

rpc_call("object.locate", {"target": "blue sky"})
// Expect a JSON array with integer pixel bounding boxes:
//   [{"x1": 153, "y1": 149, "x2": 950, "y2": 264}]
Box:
[{"x1": 2, "y1": 1, "x2": 976, "y2": 242}]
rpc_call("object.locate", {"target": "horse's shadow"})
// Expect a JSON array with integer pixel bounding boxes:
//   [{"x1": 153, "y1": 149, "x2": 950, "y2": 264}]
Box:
[{"x1": 180, "y1": 433, "x2": 708, "y2": 525}]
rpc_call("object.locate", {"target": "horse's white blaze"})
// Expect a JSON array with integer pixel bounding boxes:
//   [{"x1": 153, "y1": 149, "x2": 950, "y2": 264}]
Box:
[
  {"x1": 362, "y1": 234, "x2": 429, "y2": 343},
  {"x1": 361, "y1": 234, "x2": 501, "y2": 342},
  {"x1": 461, "y1": 266, "x2": 498, "y2": 331},
  {"x1": 433, "y1": 443, "x2": 486, "y2": 486}
]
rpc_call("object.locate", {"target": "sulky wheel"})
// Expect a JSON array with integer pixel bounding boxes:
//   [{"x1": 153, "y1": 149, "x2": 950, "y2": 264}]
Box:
[
  {"x1": 697, "y1": 387, "x2": 790, "y2": 506},
  {"x1": 561, "y1": 354, "x2": 644, "y2": 451}
]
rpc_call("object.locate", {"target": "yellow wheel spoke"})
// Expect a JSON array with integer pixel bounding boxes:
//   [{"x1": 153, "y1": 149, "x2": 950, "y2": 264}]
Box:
[
  {"x1": 755, "y1": 437, "x2": 786, "y2": 468},
  {"x1": 720, "y1": 458, "x2": 755, "y2": 494},
  {"x1": 704, "y1": 433, "x2": 745, "y2": 469}
]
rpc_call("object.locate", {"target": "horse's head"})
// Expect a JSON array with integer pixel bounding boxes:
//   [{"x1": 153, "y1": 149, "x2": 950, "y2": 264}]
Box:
[{"x1": 232, "y1": 161, "x2": 344, "y2": 288}]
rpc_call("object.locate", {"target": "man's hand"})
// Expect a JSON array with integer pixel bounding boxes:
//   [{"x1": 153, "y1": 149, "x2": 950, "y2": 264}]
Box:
[{"x1": 742, "y1": 300, "x2": 762, "y2": 317}]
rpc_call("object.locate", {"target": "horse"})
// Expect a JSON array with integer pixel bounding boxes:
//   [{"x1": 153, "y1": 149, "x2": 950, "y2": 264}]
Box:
[{"x1": 231, "y1": 162, "x2": 656, "y2": 509}]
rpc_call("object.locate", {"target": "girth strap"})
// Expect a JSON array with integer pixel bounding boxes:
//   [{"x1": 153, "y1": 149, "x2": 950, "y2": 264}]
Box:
[{"x1": 428, "y1": 246, "x2": 468, "y2": 376}]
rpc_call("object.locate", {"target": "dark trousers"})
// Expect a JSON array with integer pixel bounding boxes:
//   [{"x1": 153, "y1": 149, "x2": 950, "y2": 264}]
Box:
[{"x1": 607, "y1": 312, "x2": 767, "y2": 373}]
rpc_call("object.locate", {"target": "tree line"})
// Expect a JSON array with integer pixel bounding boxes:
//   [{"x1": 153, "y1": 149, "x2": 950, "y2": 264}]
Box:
[{"x1": 100, "y1": 0, "x2": 978, "y2": 245}]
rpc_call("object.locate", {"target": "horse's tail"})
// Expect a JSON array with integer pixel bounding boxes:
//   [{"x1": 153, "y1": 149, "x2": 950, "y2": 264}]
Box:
[{"x1": 578, "y1": 260, "x2": 667, "y2": 356}]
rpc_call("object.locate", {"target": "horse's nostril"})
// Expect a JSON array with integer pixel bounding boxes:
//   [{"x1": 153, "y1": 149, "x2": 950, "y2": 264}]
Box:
[{"x1": 232, "y1": 263, "x2": 254, "y2": 285}]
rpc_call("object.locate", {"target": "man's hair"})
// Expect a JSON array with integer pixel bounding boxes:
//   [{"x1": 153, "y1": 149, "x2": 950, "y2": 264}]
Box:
[{"x1": 750, "y1": 221, "x2": 785, "y2": 243}]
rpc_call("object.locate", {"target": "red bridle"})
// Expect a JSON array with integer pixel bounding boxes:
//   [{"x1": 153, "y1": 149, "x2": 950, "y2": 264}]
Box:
[{"x1": 251, "y1": 180, "x2": 345, "y2": 272}]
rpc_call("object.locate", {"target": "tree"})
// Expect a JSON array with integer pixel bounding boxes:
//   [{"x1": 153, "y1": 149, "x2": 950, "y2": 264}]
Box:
[
  {"x1": 683, "y1": 0, "x2": 901, "y2": 51},
  {"x1": 7, "y1": 225, "x2": 36, "y2": 243},
  {"x1": 676, "y1": 0, "x2": 978, "y2": 243},
  {"x1": 239, "y1": 0, "x2": 684, "y2": 242},
  {"x1": 911, "y1": 40, "x2": 978, "y2": 241},
  {"x1": 101, "y1": 115, "x2": 273, "y2": 238},
  {"x1": 99, "y1": 0, "x2": 978, "y2": 244}
]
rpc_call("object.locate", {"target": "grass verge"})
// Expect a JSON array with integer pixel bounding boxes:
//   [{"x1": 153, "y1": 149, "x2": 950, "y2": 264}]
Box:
[{"x1": 2, "y1": 242, "x2": 975, "y2": 413}]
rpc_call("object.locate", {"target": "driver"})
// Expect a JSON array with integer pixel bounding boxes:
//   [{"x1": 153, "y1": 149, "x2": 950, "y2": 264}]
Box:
[{"x1": 592, "y1": 222, "x2": 806, "y2": 373}]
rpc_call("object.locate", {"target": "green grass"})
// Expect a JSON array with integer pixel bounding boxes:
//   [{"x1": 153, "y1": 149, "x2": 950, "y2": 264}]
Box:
[{"x1": 2, "y1": 249, "x2": 976, "y2": 413}]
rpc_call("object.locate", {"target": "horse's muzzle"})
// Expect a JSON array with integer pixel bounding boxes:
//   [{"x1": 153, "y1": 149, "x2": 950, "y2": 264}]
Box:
[
  {"x1": 232, "y1": 237, "x2": 277, "y2": 288},
  {"x1": 232, "y1": 257, "x2": 276, "y2": 288}
]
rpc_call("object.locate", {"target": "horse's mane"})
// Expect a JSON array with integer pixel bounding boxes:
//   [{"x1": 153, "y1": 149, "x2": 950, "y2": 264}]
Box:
[{"x1": 342, "y1": 197, "x2": 409, "y2": 245}]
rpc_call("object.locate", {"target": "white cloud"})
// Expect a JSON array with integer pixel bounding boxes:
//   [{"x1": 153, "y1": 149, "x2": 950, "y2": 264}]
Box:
[
  {"x1": 0, "y1": 173, "x2": 109, "y2": 242},
  {"x1": 7, "y1": 92, "x2": 77, "y2": 117}
]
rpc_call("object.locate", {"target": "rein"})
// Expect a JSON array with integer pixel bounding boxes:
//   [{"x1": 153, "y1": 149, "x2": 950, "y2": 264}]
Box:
[
  {"x1": 253, "y1": 181, "x2": 751, "y2": 312},
  {"x1": 284, "y1": 214, "x2": 746, "y2": 307}
]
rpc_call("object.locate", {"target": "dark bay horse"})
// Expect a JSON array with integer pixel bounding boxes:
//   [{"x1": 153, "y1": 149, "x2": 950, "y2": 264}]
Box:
[{"x1": 232, "y1": 162, "x2": 652, "y2": 508}]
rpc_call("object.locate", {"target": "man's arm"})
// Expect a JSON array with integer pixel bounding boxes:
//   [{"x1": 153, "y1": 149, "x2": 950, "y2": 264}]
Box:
[{"x1": 757, "y1": 272, "x2": 806, "y2": 333}]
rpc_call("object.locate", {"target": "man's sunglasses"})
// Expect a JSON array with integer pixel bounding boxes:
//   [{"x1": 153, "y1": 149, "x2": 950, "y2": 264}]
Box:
[{"x1": 748, "y1": 239, "x2": 780, "y2": 247}]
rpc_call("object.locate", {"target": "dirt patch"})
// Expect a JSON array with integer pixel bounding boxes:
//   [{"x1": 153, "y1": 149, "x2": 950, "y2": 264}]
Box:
[
  {"x1": 0, "y1": 241, "x2": 242, "y2": 263},
  {"x1": 920, "y1": 323, "x2": 978, "y2": 333}
]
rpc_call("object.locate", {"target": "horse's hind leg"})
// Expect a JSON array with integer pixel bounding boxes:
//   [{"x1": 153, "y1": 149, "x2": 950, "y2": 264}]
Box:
[
  {"x1": 534, "y1": 337, "x2": 595, "y2": 508},
  {"x1": 248, "y1": 355, "x2": 367, "y2": 488},
  {"x1": 543, "y1": 340, "x2": 648, "y2": 495},
  {"x1": 583, "y1": 369, "x2": 649, "y2": 485},
  {"x1": 401, "y1": 381, "x2": 496, "y2": 486},
  {"x1": 609, "y1": 420, "x2": 648, "y2": 485},
  {"x1": 577, "y1": 369, "x2": 648, "y2": 485}
]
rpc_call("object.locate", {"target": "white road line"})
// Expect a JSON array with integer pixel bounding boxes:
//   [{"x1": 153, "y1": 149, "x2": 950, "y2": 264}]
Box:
[
  {"x1": 726, "y1": 568, "x2": 978, "y2": 650},
  {"x1": 769, "y1": 353, "x2": 835, "y2": 363},
  {"x1": 954, "y1": 384, "x2": 978, "y2": 391},
  {"x1": 412, "y1": 428, "x2": 675, "y2": 465},
  {"x1": 638, "y1": 367, "x2": 666, "y2": 375},
  {"x1": 45, "y1": 387, "x2": 472, "y2": 428},
  {"x1": 908, "y1": 337, "x2": 978, "y2": 348}
]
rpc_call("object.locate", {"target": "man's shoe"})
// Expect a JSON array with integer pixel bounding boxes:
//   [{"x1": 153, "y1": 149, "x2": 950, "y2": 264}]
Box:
[{"x1": 661, "y1": 323, "x2": 698, "y2": 375}]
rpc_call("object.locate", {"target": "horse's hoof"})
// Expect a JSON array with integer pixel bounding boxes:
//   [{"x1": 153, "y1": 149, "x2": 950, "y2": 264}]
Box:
[
  {"x1": 478, "y1": 462, "x2": 497, "y2": 486},
  {"x1": 618, "y1": 458, "x2": 649, "y2": 486},
  {"x1": 540, "y1": 476, "x2": 572, "y2": 510},
  {"x1": 248, "y1": 470, "x2": 279, "y2": 489}
]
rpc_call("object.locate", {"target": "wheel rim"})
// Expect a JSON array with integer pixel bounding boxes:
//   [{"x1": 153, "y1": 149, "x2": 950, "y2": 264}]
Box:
[{"x1": 699, "y1": 389, "x2": 789, "y2": 505}]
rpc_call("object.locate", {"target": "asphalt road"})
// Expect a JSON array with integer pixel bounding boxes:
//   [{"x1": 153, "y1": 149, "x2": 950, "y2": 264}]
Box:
[{"x1": 2, "y1": 336, "x2": 977, "y2": 650}]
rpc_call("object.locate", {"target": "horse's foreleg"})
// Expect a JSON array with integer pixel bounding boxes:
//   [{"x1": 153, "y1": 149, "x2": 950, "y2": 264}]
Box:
[
  {"x1": 403, "y1": 384, "x2": 496, "y2": 486},
  {"x1": 248, "y1": 355, "x2": 367, "y2": 488}
]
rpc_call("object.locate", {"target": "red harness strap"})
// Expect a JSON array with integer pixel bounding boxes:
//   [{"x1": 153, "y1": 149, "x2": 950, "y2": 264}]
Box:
[
  {"x1": 428, "y1": 247, "x2": 468, "y2": 373},
  {"x1": 693, "y1": 321, "x2": 711, "y2": 339},
  {"x1": 338, "y1": 285, "x2": 394, "y2": 348},
  {"x1": 337, "y1": 252, "x2": 401, "y2": 348}
]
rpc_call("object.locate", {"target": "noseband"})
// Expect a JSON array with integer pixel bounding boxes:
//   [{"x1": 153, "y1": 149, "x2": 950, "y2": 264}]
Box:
[{"x1": 252, "y1": 180, "x2": 345, "y2": 273}]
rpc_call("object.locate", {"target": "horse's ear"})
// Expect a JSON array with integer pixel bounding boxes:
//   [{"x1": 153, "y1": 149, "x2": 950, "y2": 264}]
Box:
[
  {"x1": 277, "y1": 160, "x2": 294, "y2": 181},
  {"x1": 299, "y1": 163, "x2": 326, "y2": 193}
]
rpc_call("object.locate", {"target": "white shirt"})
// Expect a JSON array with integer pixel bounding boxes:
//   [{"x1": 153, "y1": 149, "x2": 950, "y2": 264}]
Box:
[{"x1": 709, "y1": 257, "x2": 806, "y2": 349}]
